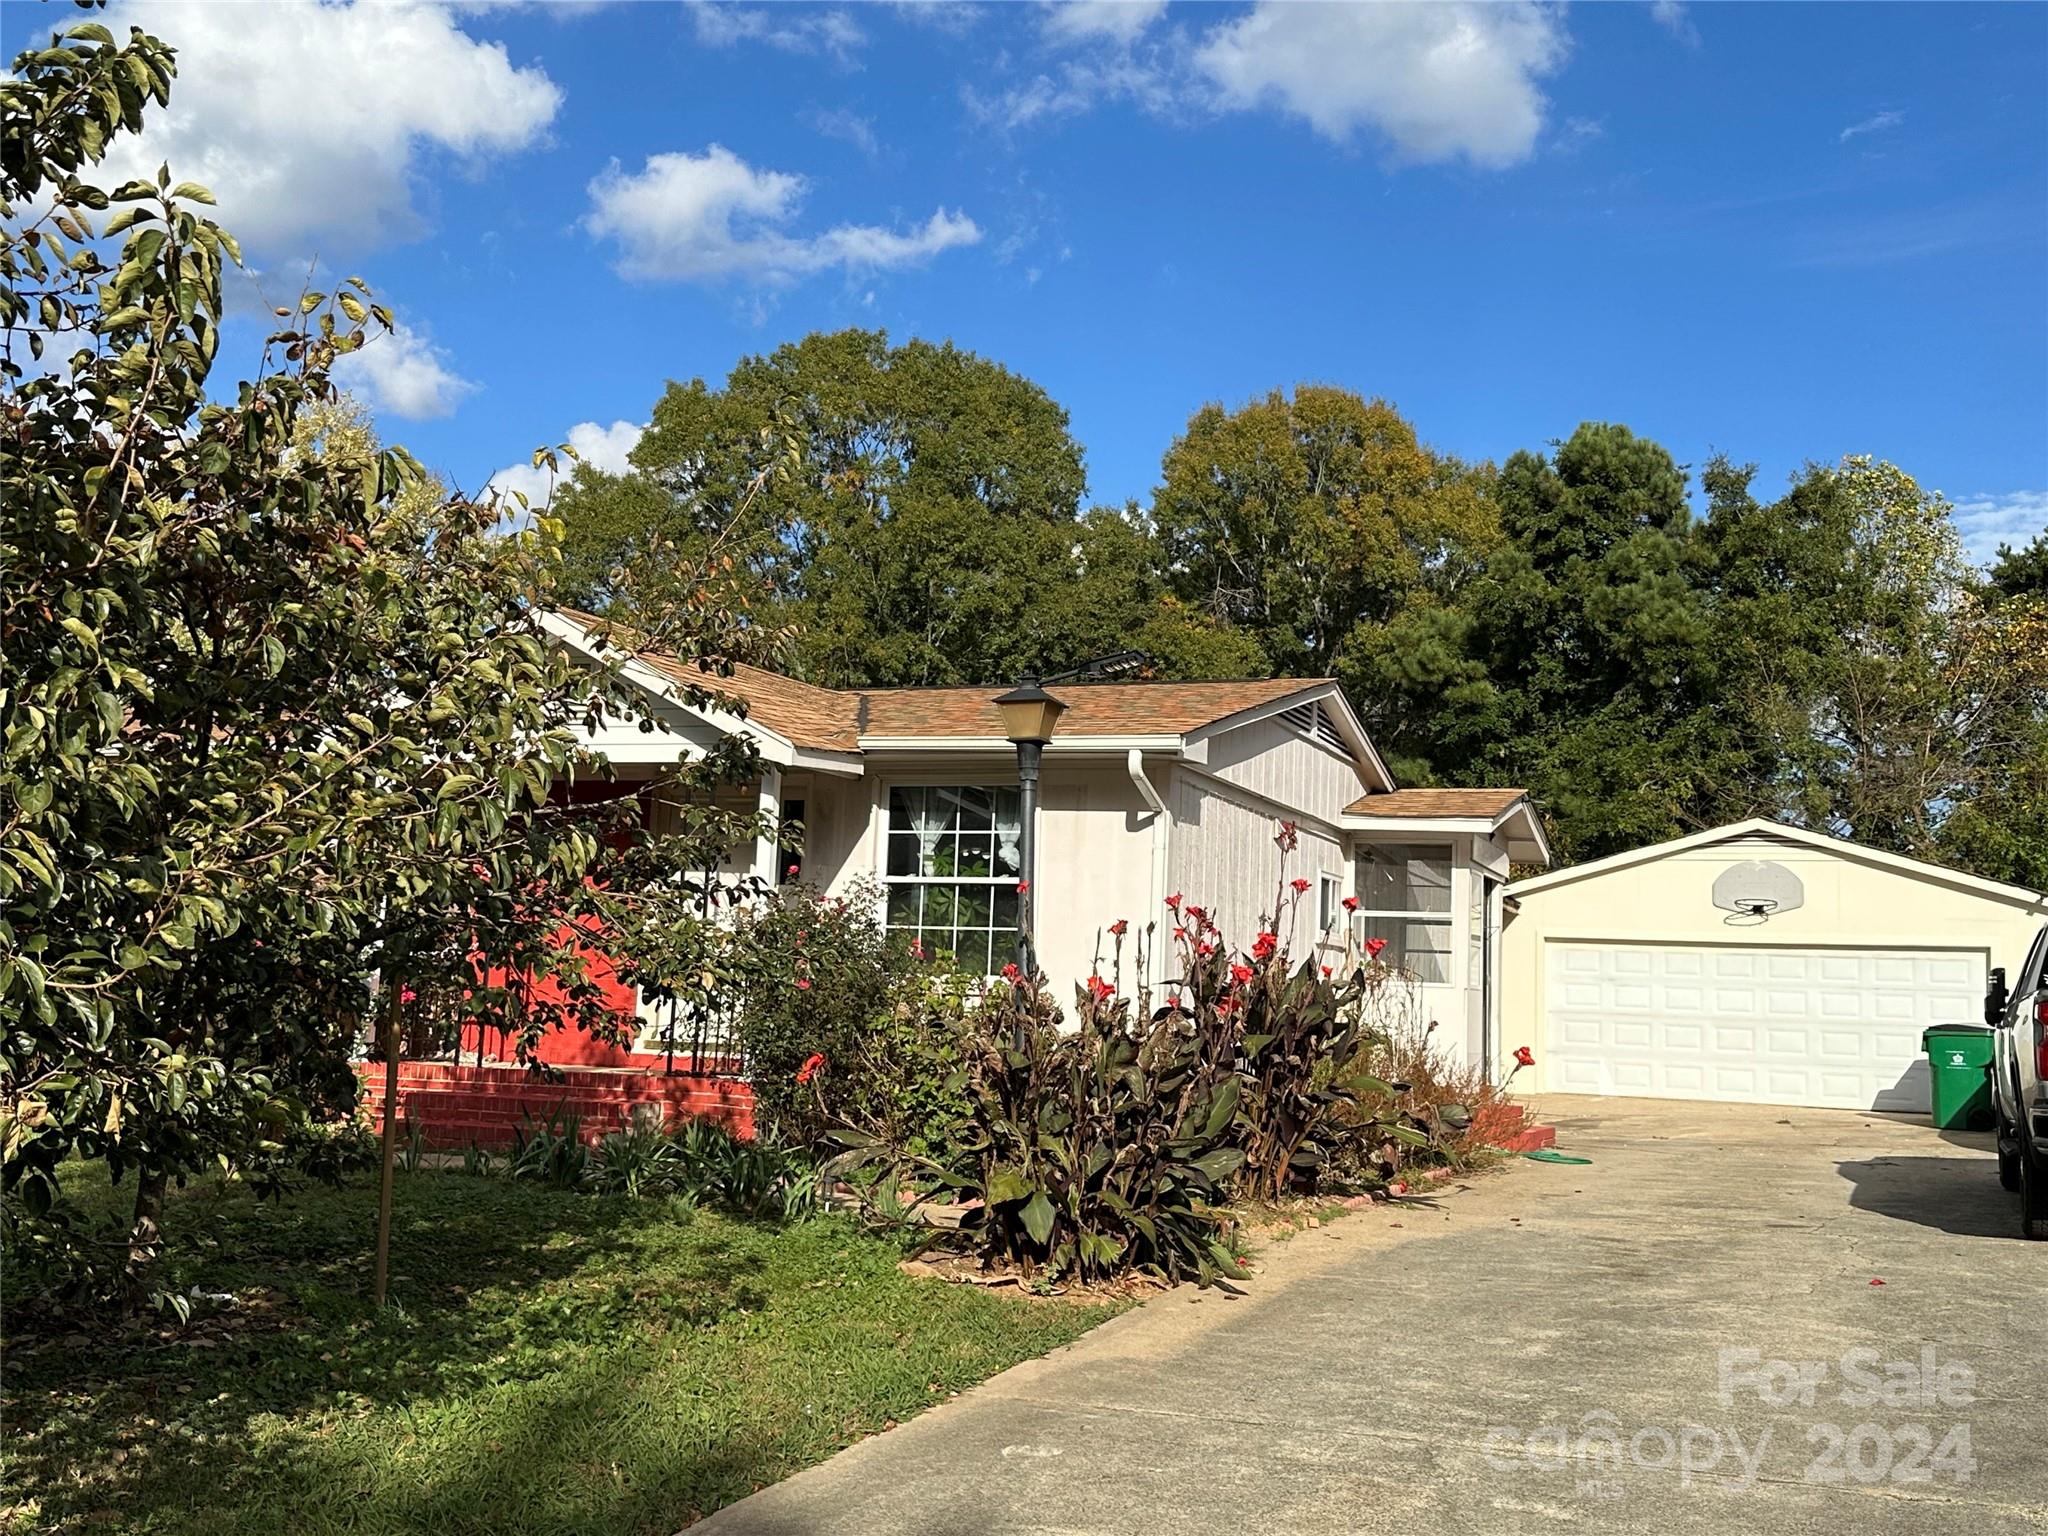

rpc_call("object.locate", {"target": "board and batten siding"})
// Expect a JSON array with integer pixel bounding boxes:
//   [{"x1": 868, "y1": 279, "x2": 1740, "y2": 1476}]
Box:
[
  {"x1": 1200, "y1": 713, "x2": 1369, "y2": 829},
  {"x1": 1167, "y1": 766, "x2": 1344, "y2": 960}
]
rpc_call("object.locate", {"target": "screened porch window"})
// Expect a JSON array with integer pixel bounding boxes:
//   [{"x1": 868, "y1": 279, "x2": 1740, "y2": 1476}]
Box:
[
  {"x1": 884, "y1": 786, "x2": 1022, "y2": 975},
  {"x1": 1354, "y1": 843, "x2": 1453, "y2": 985}
]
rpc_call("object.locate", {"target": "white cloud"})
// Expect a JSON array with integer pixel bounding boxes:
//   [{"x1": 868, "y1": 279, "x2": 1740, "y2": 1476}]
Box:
[
  {"x1": 1194, "y1": 1, "x2": 1569, "y2": 165},
  {"x1": 1951, "y1": 490, "x2": 2048, "y2": 565},
  {"x1": 488, "y1": 419, "x2": 647, "y2": 510},
  {"x1": 334, "y1": 323, "x2": 476, "y2": 421},
  {"x1": 806, "y1": 107, "x2": 882, "y2": 158},
  {"x1": 1041, "y1": 0, "x2": 1168, "y2": 46},
  {"x1": 1839, "y1": 109, "x2": 1905, "y2": 144},
  {"x1": 963, "y1": 52, "x2": 1179, "y2": 131},
  {"x1": 97, "y1": 1, "x2": 561, "y2": 255},
  {"x1": 1648, "y1": 1, "x2": 1699, "y2": 47},
  {"x1": 688, "y1": 2, "x2": 865, "y2": 65},
  {"x1": 583, "y1": 145, "x2": 980, "y2": 283},
  {"x1": 890, "y1": 1, "x2": 983, "y2": 35}
]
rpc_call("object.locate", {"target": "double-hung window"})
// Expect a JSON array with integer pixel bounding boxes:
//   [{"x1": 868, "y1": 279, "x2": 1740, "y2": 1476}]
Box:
[
  {"x1": 884, "y1": 786, "x2": 1022, "y2": 975},
  {"x1": 1353, "y1": 843, "x2": 1453, "y2": 984}
]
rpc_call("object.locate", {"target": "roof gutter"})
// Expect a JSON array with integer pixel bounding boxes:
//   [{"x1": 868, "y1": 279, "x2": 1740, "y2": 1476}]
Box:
[{"x1": 854, "y1": 734, "x2": 1185, "y2": 755}]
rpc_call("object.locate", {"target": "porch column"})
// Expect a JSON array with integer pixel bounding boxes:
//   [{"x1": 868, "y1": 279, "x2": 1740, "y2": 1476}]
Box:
[{"x1": 752, "y1": 765, "x2": 782, "y2": 893}]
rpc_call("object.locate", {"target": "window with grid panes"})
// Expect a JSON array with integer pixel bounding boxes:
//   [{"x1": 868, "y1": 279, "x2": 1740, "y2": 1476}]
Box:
[{"x1": 884, "y1": 786, "x2": 1023, "y2": 974}]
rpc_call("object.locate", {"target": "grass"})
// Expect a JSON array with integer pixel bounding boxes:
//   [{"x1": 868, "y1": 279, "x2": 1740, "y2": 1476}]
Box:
[{"x1": 3, "y1": 1168, "x2": 1123, "y2": 1536}]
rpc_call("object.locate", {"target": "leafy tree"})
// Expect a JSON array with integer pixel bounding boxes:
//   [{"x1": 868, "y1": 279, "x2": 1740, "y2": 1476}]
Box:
[
  {"x1": 557, "y1": 328, "x2": 1167, "y2": 686},
  {"x1": 1989, "y1": 529, "x2": 2048, "y2": 599},
  {"x1": 1, "y1": 18, "x2": 767, "y2": 1305},
  {"x1": 1385, "y1": 423, "x2": 1728, "y2": 858},
  {"x1": 1153, "y1": 386, "x2": 1497, "y2": 680}
]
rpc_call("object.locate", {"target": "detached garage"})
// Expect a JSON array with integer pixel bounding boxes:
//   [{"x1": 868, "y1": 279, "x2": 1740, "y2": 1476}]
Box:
[{"x1": 1501, "y1": 819, "x2": 2046, "y2": 1113}]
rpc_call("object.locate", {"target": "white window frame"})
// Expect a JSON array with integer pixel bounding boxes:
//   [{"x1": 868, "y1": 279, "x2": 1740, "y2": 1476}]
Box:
[
  {"x1": 881, "y1": 784, "x2": 1023, "y2": 976},
  {"x1": 1317, "y1": 870, "x2": 1345, "y2": 934},
  {"x1": 1353, "y1": 842, "x2": 1454, "y2": 985}
]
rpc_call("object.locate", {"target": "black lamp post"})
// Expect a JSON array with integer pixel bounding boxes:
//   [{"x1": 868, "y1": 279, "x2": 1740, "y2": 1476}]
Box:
[{"x1": 993, "y1": 676, "x2": 1067, "y2": 984}]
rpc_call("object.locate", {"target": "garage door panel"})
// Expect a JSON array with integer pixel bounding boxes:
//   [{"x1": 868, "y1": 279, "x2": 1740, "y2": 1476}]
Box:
[{"x1": 1544, "y1": 942, "x2": 1983, "y2": 1111}]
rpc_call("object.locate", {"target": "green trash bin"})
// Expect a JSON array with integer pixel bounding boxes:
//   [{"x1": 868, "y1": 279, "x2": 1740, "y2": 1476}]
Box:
[{"x1": 1923, "y1": 1023, "x2": 1996, "y2": 1131}]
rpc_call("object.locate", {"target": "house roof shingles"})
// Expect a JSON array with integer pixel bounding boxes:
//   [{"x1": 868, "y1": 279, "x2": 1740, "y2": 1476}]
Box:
[
  {"x1": 1344, "y1": 787, "x2": 1529, "y2": 819},
  {"x1": 561, "y1": 609, "x2": 1331, "y2": 751},
  {"x1": 855, "y1": 677, "x2": 1328, "y2": 742}
]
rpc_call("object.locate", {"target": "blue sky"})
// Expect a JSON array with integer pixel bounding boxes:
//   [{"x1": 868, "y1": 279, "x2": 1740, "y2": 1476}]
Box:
[{"x1": 58, "y1": 0, "x2": 2048, "y2": 558}]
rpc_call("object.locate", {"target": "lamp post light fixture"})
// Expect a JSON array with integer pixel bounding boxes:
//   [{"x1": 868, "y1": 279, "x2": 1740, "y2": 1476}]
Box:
[{"x1": 993, "y1": 676, "x2": 1067, "y2": 989}]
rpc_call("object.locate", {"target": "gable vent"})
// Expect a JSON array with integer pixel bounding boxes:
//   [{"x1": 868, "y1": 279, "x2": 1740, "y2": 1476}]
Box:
[{"x1": 1280, "y1": 699, "x2": 1347, "y2": 753}]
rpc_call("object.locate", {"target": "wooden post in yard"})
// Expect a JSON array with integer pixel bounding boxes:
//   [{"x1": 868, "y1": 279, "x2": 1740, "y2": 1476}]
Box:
[{"x1": 373, "y1": 997, "x2": 401, "y2": 1308}]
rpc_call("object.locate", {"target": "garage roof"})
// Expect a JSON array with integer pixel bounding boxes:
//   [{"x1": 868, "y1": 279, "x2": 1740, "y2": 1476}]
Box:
[{"x1": 1507, "y1": 817, "x2": 2048, "y2": 907}]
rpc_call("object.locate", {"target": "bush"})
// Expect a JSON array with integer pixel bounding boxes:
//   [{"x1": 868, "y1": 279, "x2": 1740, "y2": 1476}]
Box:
[
  {"x1": 731, "y1": 880, "x2": 907, "y2": 1140},
  {"x1": 833, "y1": 824, "x2": 1431, "y2": 1286},
  {"x1": 732, "y1": 879, "x2": 969, "y2": 1158},
  {"x1": 499, "y1": 1112, "x2": 823, "y2": 1221}
]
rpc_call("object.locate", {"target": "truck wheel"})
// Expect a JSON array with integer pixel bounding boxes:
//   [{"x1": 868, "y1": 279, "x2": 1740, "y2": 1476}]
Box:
[
  {"x1": 2023, "y1": 1129, "x2": 2048, "y2": 1242},
  {"x1": 1998, "y1": 1102, "x2": 2023, "y2": 1192}
]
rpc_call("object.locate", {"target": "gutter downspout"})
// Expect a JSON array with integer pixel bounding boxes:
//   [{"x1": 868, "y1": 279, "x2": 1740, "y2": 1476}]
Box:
[{"x1": 1127, "y1": 749, "x2": 1171, "y2": 994}]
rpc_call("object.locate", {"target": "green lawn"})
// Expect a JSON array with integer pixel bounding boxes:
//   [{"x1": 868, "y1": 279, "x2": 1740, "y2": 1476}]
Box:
[{"x1": 4, "y1": 1170, "x2": 1121, "y2": 1536}]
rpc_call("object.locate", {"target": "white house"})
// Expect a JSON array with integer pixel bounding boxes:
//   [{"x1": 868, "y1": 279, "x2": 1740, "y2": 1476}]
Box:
[
  {"x1": 544, "y1": 609, "x2": 1549, "y2": 1075},
  {"x1": 1502, "y1": 818, "x2": 2048, "y2": 1112}
]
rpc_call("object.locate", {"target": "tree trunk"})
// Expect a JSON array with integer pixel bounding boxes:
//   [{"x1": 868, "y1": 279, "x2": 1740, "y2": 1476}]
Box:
[
  {"x1": 124, "y1": 1165, "x2": 169, "y2": 1310},
  {"x1": 373, "y1": 1007, "x2": 400, "y2": 1307}
]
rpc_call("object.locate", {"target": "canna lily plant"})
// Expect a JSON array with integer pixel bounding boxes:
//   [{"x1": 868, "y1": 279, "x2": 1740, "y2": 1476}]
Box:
[{"x1": 830, "y1": 820, "x2": 1427, "y2": 1286}]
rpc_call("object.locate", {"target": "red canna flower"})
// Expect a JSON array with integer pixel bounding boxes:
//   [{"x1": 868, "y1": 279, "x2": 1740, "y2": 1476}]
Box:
[
  {"x1": 1216, "y1": 995, "x2": 1237, "y2": 1016},
  {"x1": 1230, "y1": 962, "x2": 1256, "y2": 985},
  {"x1": 1342, "y1": 895, "x2": 1360, "y2": 912},
  {"x1": 1017, "y1": 879, "x2": 1031, "y2": 894},
  {"x1": 1109, "y1": 919, "x2": 1128, "y2": 937},
  {"x1": 910, "y1": 937, "x2": 925, "y2": 958},
  {"x1": 1321, "y1": 965, "x2": 1333, "y2": 978},
  {"x1": 786, "y1": 863, "x2": 800, "y2": 877},
  {"x1": 1363, "y1": 937, "x2": 1387, "y2": 959},
  {"x1": 1197, "y1": 939, "x2": 1217, "y2": 958},
  {"x1": 1290, "y1": 877, "x2": 1310, "y2": 894},
  {"x1": 1173, "y1": 925, "x2": 1188, "y2": 941},
  {"x1": 1513, "y1": 1045, "x2": 1535, "y2": 1069},
  {"x1": 1166, "y1": 993, "x2": 1182, "y2": 1008},
  {"x1": 1087, "y1": 975, "x2": 1115, "y2": 1001},
  {"x1": 1251, "y1": 931, "x2": 1278, "y2": 961},
  {"x1": 1001, "y1": 961, "x2": 1023, "y2": 982},
  {"x1": 1165, "y1": 892, "x2": 1182, "y2": 911},
  {"x1": 796, "y1": 1052, "x2": 826, "y2": 1084}
]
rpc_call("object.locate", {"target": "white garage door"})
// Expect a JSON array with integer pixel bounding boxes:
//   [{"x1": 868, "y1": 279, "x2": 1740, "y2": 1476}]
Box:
[{"x1": 1543, "y1": 943, "x2": 1986, "y2": 1111}]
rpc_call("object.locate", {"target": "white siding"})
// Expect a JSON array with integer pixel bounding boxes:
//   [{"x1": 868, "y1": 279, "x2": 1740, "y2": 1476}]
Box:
[
  {"x1": 798, "y1": 757, "x2": 1160, "y2": 1009},
  {"x1": 574, "y1": 689, "x2": 727, "y2": 765},
  {"x1": 1200, "y1": 714, "x2": 1367, "y2": 828},
  {"x1": 1168, "y1": 768, "x2": 1342, "y2": 962}
]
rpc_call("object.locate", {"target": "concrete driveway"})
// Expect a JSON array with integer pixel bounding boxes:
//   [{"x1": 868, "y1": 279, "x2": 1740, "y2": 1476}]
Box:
[{"x1": 699, "y1": 1097, "x2": 2045, "y2": 1534}]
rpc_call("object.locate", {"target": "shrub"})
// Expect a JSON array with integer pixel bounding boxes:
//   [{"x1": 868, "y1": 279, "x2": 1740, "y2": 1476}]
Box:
[
  {"x1": 587, "y1": 1126, "x2": 688, "y2": 1198},
  {"x1": 507, "y1": 1108, "x2": 589, "y2": 1189},
  {"x1": 524, "y1": 1113, "x2": 824, "y2": 1221},
  {"x1": 831, "y1": 821, "x2": 1432, "y2": 1287},
  {"x1": 733, "y1": 879, "x2": 970, "y2": 1159},
  {"x1": 731, "y1": 879, "x2": 907, "y2": 1140}
]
